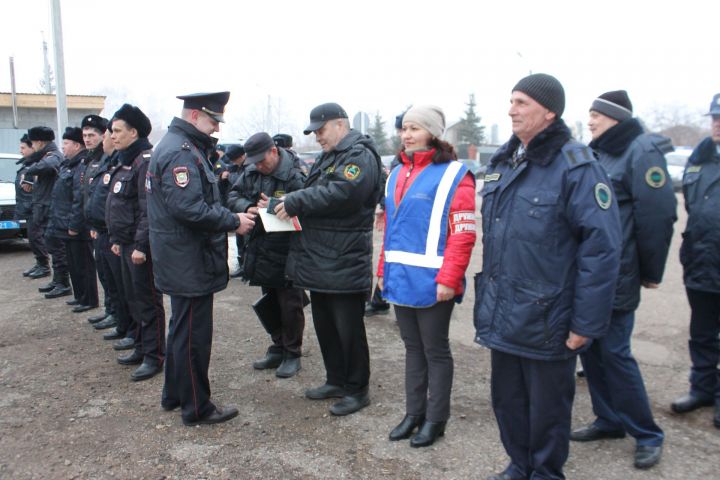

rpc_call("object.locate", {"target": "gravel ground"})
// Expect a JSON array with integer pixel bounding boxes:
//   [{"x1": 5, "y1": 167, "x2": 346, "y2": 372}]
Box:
[{"x1": 1, "y1": 193, "x2": 719, "y2": 479}]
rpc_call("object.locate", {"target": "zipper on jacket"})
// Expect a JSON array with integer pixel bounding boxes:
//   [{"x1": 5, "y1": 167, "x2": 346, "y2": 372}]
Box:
[{"x1": 392, "y1": 159, "x2": 415, "y2": 219}]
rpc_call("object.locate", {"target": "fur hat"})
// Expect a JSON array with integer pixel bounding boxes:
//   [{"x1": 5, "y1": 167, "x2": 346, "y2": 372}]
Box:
[
  {"x1": 27, "y1": 126, "x2": 55, "y2": 142},
  {"x1": 81, "y1": 114, "x2": 109, "y2": 133},
  {"x1": 590, "y1": 90, "x2": 633, "y2": 121},
  {"x1": 20, "y1": 134, "x2": 32, "y2": 147},
  {"x1": 402, "y1": 105, "x2": 445, "y2": 139},
  {"x1": 513, "y1": 73, "x2": 565, "y2": 117},
  {"x1": 225, "y1": 145, "x2": 246, "y2": 161},
  {"x1": 272, "y1": 133, "x2": 293, "y2": 149},
  {"x1": 62, "y1": 126, "x2": 84, "y2": 144},
  {"x1": 112, "y1": 104, "x2": 152, "y2": 138}
]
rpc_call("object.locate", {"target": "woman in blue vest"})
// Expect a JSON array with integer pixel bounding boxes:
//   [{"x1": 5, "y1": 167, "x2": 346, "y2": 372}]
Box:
[{"x1": 377, "y1": 105, "x2": 476, "y2": 447}]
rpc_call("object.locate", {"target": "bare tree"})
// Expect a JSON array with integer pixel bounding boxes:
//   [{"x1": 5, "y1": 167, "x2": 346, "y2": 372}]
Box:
[{"x1": 643, "y1": 105, "x2": 710, "y2": 148}]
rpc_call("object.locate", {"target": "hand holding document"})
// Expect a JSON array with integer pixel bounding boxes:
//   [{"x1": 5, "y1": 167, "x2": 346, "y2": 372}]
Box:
[{"x1": 258, "y1": 208, "x2": 302, "y2": 232}]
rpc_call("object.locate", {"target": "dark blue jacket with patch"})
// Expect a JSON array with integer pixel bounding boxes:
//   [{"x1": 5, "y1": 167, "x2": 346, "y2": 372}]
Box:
[
  {"x1": 680, "y1": 137, "x2": 720, "y2": 293},
  {"x1": 473, "y1": 120, "x2": 622, "y2": 361},
  {"x1": 84, "y1": 152, "x2": 117, "y2": 231},
  {"x1": 47, "y1": 150, "x2": 89, "y2": 240},
  {"x1": 590, "y1": 118, "x2": 677, "y2": 311},
  {"x1": 147, "y1": 118, "x2": 240, "y2": 297}
]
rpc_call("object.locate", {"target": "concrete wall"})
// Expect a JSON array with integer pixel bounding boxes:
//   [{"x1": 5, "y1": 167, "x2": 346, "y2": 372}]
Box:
[{"x1": 0, "y1": 107, "x2": 100, "y2": 152}]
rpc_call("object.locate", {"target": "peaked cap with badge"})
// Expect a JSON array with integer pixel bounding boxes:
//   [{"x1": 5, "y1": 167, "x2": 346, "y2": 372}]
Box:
[{"x1": 177, "y1": 91, "x2": 230, "y2": 123}]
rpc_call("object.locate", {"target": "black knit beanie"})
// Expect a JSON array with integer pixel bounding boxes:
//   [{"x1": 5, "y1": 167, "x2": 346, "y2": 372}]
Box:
[
  {"x1": 590, "y1": 90, "x2": 633, "y2": 121},
  {"x1": 512, "y1": 73, "x2": 565, "y2": 117}
]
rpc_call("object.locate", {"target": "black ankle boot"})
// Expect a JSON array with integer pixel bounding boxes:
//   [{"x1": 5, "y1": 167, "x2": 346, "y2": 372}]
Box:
[
  {"x1": 389, "y1": 414, "x2": 425, "y2": 441},
  {"x1": 410, "y1": 420, "x2": 446, "y2": 448}
]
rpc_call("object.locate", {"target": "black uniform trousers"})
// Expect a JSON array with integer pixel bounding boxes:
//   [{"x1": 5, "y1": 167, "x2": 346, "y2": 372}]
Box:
[
  {"x1": 65, "y1": 238, "x2": 98, "y2": 307},
  {"x1": 491, "y1": 349, "x2": 576, "y2": 480},
  {"x1": 686, "y1": 288, "x2": 720, "y2": 400},
  {"x1": 162, "y1": 294, "x2": 216, "y2": 422},
  {"x1": 105, "y1": 239, "x2": 133, "y2": 336},
  {"x1": 93, "y1": 232, "x2": 116, "y2": 316},
  {"x1": 394, "y1": 301, "x2": 454, "y2": 422},
  {"x1": 264, "y1": 287, "x2": 306, "y2": 357},
  {"x1": 27, "y1": 213, "x2": 49, "y2": 264},
  {"x1": 120, "y1": 245, "x2": 165, "y2": 363},
  {"x1": 310, "y1": 291, "x2": 369, "y2": 395},
  {"x1": 45, "y1": 233, "x2": 68, "y2": 277}
]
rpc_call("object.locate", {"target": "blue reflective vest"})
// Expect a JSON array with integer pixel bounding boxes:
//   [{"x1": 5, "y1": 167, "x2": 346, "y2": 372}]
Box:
[{"x1": 383, "y1": 160, "x2": 467, "y2": 308}]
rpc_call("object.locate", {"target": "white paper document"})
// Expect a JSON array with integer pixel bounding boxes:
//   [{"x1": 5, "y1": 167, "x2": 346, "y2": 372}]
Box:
[{"x1": 258, "y1": 208, "x2": 302, "y2": 232}]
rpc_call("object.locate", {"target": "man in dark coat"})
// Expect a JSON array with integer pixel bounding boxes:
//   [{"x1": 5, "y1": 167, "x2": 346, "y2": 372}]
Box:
[
  {"x1": 570, "y1": 90, "x2": 676, "y2": 469},
  {"x1": 17, "y1": 134, "x2": 41, "y2": 276},
  {"x1": 148, "y1": 92, "x2": 255, "y2": 426},
  {"x1": 25, "y1": 127, "x2": 68, "y2": 294},
  {"x1": 106, "y1": 104, "x2": 165, "y2": 382},
  {"x1": 227, "y1": 132, "x2": 307, "y2": 378},
  {"x1": 473, "y1": 74, "x2": 622, "y2": 480},
  {"x1": 671, "y1": 92, "x2": 720, "y2": 430},
  {"x1": 274, "y1": 102, "x2": 383, "y2": 416},
  {"x1": 219, "y1": 145, "x2": 248, "y2": 279},
  {"x1": 49, "y1": 126, "x2": 99, "y2": 310}
]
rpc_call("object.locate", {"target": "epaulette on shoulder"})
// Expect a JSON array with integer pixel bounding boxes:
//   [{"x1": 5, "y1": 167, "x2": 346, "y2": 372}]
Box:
[
  {"x1": 181, "y1": 142, "x2": 192, "y2": 151},
  {"x1": 562, "y1": 142, "x2": 595, "y2": 170},
  {"x1": 639, "y1": 133, "x2": 674, "y2": 154},
  {"x1": 143, "y1": 153, "x2": 152, "y2": 159}
]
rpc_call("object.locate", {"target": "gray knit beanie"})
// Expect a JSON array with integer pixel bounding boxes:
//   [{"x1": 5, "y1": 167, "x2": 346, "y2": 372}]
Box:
[
  {"x1": 590, "y1": 90, "x2": 633, "y2": 121},
  {"x1": 512, "y1": 73, "x2": 565, "y2": 117},
  {"x1": 402, "y1": 105, "x2": 445, "y2": 139}
]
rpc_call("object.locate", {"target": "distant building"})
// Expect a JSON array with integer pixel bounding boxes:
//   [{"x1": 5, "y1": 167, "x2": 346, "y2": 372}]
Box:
[
  {"x1": 444, "y1": 120, "x2": 499, "y2": 163},
  {"x1": 0, "y1": 92, "x2": 105, "y2": 152}
]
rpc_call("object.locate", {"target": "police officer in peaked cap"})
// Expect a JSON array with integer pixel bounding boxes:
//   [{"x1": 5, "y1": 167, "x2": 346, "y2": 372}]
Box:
[{"x1": 147, "y1": 91, "x2": 255, "y2": 426}]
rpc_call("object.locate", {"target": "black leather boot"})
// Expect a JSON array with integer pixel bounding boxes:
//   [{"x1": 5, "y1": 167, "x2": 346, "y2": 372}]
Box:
[
  {"x1": 389, "y1": 414, "x2": 425, "y2": 441},
  {"x1": 44, "y1": 272, "x2": 72, "y2": 298},
  {"x1": 252, "y1": 349, "x2": 283, "y2": 370},
  {"x1": 410, "y1": 420, "x2": 446, "y2": 448},
  {"x1": 27, "y1": 265, "x2": 50, "y2": 280}
]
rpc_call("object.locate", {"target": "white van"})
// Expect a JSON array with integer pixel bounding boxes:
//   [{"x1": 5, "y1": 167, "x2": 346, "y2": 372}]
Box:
[{"x1": 0, "y1": 153, "x2": 26, "y2": 239}]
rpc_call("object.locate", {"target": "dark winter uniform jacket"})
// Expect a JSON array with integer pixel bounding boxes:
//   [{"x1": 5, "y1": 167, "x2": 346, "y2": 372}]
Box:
[
  {"x1": 590, "y1": 118, "x2": 677, "y2": 312},
  {"x1": 227, "y1": 148, "x2": 306, "y2": 287},
  {"x1": 680, "y1": 137, "x2": 720, "y2": 293},
  {"x1": 283, "y1": 130, "x2": 383, "y2": 293},
  {"x1": 147, "y1": 117, "x2": 240, "y2": 297},
  {"x1": 24, "y1": 142, "x2": 62, "y2": 224},
  {"x1": 47, "y1": 149, "x2": 90, "y2": 240},
  {"x1": 14, "y1": 154, "x2": 37, "y2": 221},
  {"x1": 85, "y1": 152, "x2": 117, "y2": 232},
  {"x1": 473, "y1": 120, "x2": 622, "y2": 361},
  {"x1": 106, "y1": 138, "x2": 153, "y2": 252}
]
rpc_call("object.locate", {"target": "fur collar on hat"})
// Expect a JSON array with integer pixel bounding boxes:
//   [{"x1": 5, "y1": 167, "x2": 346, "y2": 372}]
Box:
[
  {"x1": 589, "y1": 118, "x2": 644, "y2": 157},
  {"x1": 492, "y1": 119, "x2": 571, "y2": 167}
]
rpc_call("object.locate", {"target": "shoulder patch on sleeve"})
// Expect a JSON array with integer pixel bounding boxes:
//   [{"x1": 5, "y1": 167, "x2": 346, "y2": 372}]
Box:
[
  {"x1": 594, "y1": 182, "x2": 612, "y2": 209},
  {"x1": 645, "y1": 166, "x2": 667, "y2": 188},
  {"x1": 343, "y1": 164, "x2": 361, "y2": 180},
  {"x1": 562, "y1": 143, "x2": 595, "y2": 170},
  {"x1": 173, "y1": 166, "x2": 190, "y2": 188}
]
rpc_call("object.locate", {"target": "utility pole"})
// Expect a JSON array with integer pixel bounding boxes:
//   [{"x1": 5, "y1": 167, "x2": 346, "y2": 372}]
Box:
[
  {"x1": 50, "y1": 0, "x2": 68, "y2": 133},
  {"x1": 9, "y1": 57, "x2": 19, "y2": 128}
]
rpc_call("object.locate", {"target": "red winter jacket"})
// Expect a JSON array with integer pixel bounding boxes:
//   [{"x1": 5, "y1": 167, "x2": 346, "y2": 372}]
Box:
[{"x1": 377, "y1": 148, "x2": 476, "y2": 294}]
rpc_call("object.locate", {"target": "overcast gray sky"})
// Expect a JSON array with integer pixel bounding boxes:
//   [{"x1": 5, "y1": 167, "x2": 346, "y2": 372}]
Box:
[{"x1": 2, "y1": 0, "x2": 718, "y2": 146}]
